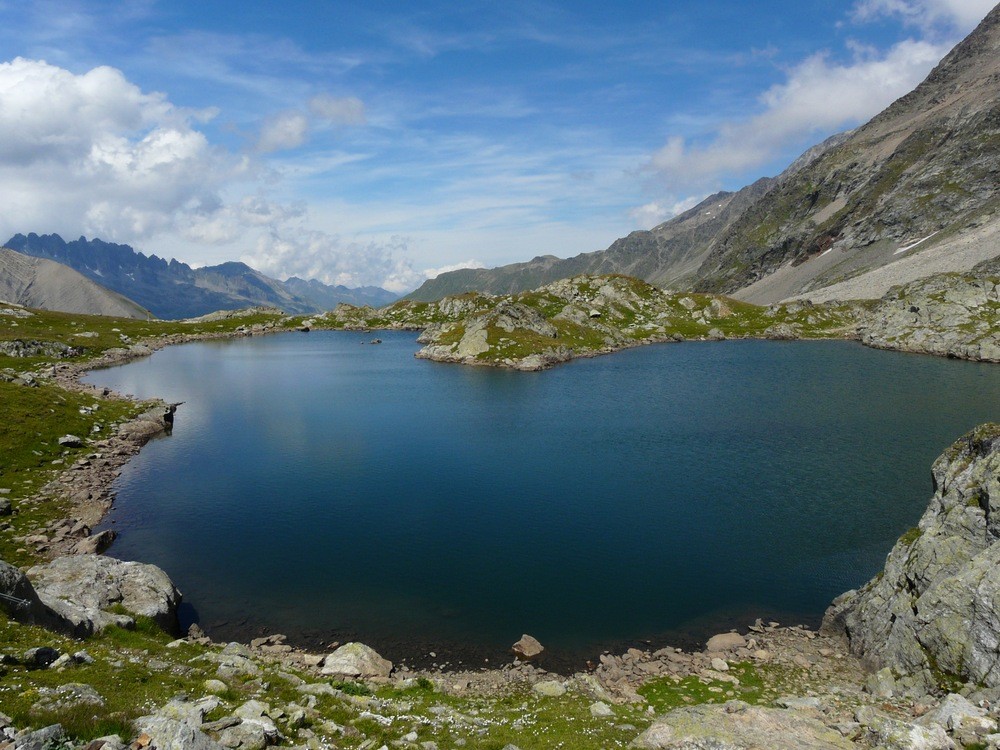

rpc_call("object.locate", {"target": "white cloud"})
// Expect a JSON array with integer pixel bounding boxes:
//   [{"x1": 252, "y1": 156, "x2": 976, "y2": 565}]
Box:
[
  {"x1": 628, "y1": 196, "x2": 705, "y2": 228},
  {"x1": 256, "y1": 111, "x2": 309, "y2": 153},
  {"x1": 647, "y1": 38, "x2": 949, "y2": 189},
  {"x1": 0, "y1": 57, "x2": 413, "y2": 291},
  {"x1": 851, "y1": 0, "x2": 994, "y2": 31},
  {"x1": 241, "y1": 229, "x2": 420, "y2": 293},
  {"x1": 309, "y1": 94, "x2": 366, "y2": 125},
  {"x1": 421, "y1": 259, "x2": 486, "y2": 280},
  {"x1": 0, "y1": 57, "x2": 249, "y2": 241}
]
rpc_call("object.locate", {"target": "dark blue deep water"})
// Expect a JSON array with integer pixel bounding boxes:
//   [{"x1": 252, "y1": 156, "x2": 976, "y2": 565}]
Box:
[{"x1": 84, "y1": 333, "x2": 1000, "y2": 667}]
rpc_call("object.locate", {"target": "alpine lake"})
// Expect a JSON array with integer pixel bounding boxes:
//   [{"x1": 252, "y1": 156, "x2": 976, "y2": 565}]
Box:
[{"x1": 83, "y1": 331, "x2": 1000, "y2": 670}]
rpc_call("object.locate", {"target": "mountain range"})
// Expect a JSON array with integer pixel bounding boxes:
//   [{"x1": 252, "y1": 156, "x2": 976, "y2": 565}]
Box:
[
  {"x1": 407, "y1": 5, "x2": 1000, "y2": 304},
  {"x1": 0, "y1": 248, "x2": 150, "y2": 319},
  {"x1": 3, "y1": 234, "x2": 398, "y2": 320}
]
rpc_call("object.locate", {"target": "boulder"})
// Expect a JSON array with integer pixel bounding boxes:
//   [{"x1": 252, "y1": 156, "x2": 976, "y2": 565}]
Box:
[
  {"x1": 855, "y1": 706, "x2": 953, "y2": 750},
  {"x1": 13, "y1": 724, "x2": 65, "y2": 750},
  {"x1": 918, "y1": 693, "x2": 995, "y2": 734},
  {"x1": 512, "y1": 634, "x2": 544, "y2": 660},
  {"x1": 73, "y1": 530, "x2": 117, "y2": 555},
  {"x1": 823, "y1": 424, "x2": 1000, "y2": 693},
  {"x1": 133, "y1": 716, "x2": 224, "y2": 750},
  {"x1": 705, "y1": 632, "x2": 745, "y2": 652},
  {"x1": 28, "y1": 555, "x2": 182, "y2": 635},
  {"x1": 633, "y1": 701, "x2": 854, "y2": 749},
  {"x1": 0, "y1": 559, "x2": 76, "y2": 633},
  {"x1": 30, "y1": 683, "x2": 104, "y2": 713},
  {"x1": 532, "y1": 680, "x2": 566, "y2": 698},
  {"x1": 320, "y1": 642, "x2": 392, "y2": 680}
]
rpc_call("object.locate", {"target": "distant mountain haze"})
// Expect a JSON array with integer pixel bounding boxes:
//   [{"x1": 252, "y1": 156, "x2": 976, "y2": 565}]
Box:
[
  {"x1": 4, "y1": 233, "x2": 398, "y2": 319},
  {"x1": 408, "y1": 6, "x2": 1000, "y2": 304}
]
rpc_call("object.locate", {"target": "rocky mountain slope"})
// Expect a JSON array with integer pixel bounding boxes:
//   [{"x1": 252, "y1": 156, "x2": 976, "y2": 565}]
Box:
[
  {"x1": 711, "y1": 3, "x2": 1000, "y2": 300},
  {"x1": 0, "y1": 248, "x2": 149, "y2": 319},
  {"x1": 407, "y1": 6, "x2": 1000, "y2": 305},
  {"x1": 405, "y1": 177, "x2": 779, "y2": 302},
  {"x1": 4, "y1": 234, "x2": 396, "y2": 319}
]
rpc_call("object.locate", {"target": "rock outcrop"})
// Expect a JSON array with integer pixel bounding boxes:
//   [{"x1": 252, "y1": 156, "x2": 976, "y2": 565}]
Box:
[
  {"x1": 632, "y1": 701, "x2": 855, "y2": 749},
  {"x1": 859, "y1": 255, "x2": 1000, "y2": 362},
  {"x1": 823, "y1": 423, "x2": 1000, "y2": 694},
  {"x1": 27, "y1": 555, "x2": 182, "y2": 636},
  {"x1": 319, "y1": 642, "x2": 392, "y2": 681}
]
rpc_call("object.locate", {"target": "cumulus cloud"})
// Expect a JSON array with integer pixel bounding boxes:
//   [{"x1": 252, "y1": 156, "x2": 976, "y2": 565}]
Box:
[
  {"x1": 0, "y1": 57, "x2": 409, "y2": 291},
  {"x1": 851, "y1": 0, "x2": 994, "y2": 31},
  {"x1": 309, "y1": 94, "x2": 366, "y2": 125},
  {"x1": 256, "y1": 95, "x2": 365, "y2": 153},
  {"x1": 647, "y1": 39, "x2": 948, "y2": 189},
  {"x1": 0, "y1": 57, "x2": 248, "y2": 241}
]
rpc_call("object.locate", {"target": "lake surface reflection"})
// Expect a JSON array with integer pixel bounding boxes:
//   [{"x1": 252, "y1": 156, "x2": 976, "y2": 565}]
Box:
[{"x1": 85, "y1": 333, "x2": 1000, "y2": 667}]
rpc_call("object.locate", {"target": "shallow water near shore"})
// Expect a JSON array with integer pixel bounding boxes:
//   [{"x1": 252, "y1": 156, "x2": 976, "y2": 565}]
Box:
[{"x1": 84, "y1": 333, "x2": 1000, "y2": 669}]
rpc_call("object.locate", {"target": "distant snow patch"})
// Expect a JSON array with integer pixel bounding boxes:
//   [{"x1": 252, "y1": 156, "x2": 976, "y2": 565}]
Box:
[{"x1": 894, "y1": 232, "x2": 938, "y2": 255}]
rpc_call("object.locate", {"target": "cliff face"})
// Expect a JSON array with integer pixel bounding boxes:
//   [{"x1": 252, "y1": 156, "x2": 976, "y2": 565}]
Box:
[{"x1": 824, "y1": 423, "x2": 1000, "y2": 693}]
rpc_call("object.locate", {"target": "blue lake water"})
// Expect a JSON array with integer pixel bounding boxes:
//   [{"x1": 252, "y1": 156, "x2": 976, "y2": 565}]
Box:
[{"x1": 84, "y1": 333, "x2": 1000, "y2": 668}]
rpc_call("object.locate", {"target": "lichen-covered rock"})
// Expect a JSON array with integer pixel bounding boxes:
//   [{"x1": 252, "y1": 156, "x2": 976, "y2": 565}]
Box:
[
  {"x1": 28, "y1": 555, "x2": 181, "y2": 635},
  {"x1": 860, "y1": 260, "x2": 1000, "y2": 362},
  {"x1": 632, "y1": 700, "x2": 854, "y2": 749},
  {"x1": 823, "y1": 423, "x2": 1000, "y2": 693},
  {"x1": 320, "y1": 642, "x2": 392, "y2": 680},
  {"x1": 134, "y1": 716, "x2": 224, "y2": 750},
  {"x1": 854, "y1": 706, "x2": 954, "y2": 750},
  {"x1": 0, "y1": 559, "x2": 76, "y2": 634}
]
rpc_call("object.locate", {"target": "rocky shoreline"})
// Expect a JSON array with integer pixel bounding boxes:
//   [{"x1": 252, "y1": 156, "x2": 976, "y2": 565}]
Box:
[
  {"x1": 5, "y1": 423, "x2": 1000, "y2": 748},
  {"x1": 1, "y1": 278, "x2": 999, "y2": 747}
]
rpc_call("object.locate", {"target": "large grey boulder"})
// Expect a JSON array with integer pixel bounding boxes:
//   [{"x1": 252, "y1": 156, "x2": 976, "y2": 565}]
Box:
[
  {"x1": 823, "y1": 424, "x2": 1000, "y2": 693},
  {"x1": 0, "y1": 559, "x2": 75, "y2": 633},
  {"x1": 632, "y1": 700, "x2": 854, "y2": 749},
  {"x1": 28, "y1": 555, "x2": 181, "y2": 635},
  {"x1": 134, "y1": 716, "x2": 223, "y2": 750},
  {"x1": 320, "y1": 642, "x2": 392, "y2": 680}
]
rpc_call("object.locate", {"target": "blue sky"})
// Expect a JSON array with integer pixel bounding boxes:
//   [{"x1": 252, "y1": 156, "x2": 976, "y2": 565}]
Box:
[{"x1": 0, "y1": 0, "x2": 993, "y2": 291}]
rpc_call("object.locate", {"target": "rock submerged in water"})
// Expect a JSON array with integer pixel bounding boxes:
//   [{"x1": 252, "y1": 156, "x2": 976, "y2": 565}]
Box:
[{"x1": 512, "y1": 634, "x2": 544, "y2": 661}]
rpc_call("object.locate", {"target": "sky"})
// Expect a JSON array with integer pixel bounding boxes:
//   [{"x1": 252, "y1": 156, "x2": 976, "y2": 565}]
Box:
[{"x1": 0, "y1": 0, "x2": 994, "y2": 292}]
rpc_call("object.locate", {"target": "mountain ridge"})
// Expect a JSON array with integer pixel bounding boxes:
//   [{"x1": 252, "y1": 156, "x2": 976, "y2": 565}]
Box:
[
  {"x1": 0, "y1": 248, "x2": 150, "y2": 319},
  {"x1": 4, "y1": 233, "x2": 398, "y2": 319},
  {"x1": 406, "y1": 6, "x2": 1000, "y2": 304}
]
